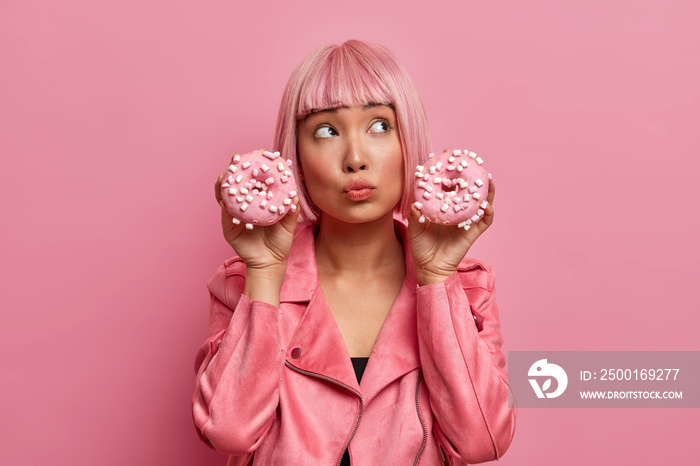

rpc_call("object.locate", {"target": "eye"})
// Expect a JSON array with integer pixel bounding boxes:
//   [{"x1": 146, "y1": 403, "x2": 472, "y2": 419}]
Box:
[
  {"x1": 369, "y1": 120, "x2": 390, "y2": 133},
  {"x1": 314, "y1": 126, "x2": 338, "y2": 138}
]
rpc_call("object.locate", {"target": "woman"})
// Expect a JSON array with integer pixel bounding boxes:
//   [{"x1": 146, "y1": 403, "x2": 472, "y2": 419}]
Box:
[{"x1": 192, "y1": 40, "x2": 516, "y2": 465}]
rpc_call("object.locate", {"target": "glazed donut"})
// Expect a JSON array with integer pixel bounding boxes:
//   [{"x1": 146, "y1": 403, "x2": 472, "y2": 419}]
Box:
[
  {"x1": 220, "y1": 149, "x2": 298, "y2": 229},
  {"x1": 413, "y1": 148, "x2": 491, "y2": 230}
]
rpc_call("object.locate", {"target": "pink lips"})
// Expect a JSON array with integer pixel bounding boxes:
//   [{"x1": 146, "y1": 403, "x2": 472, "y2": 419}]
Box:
[{"x1": 344, "y1": 180, "x2": 376, "y2": 201}]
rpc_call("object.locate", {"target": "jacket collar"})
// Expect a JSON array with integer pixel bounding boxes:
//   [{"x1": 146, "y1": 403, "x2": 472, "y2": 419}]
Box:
[
  {"x1": 279, "y1": 224, "x2": 320, "y2": 303},
  {"x1": 281, "y1": 221, "x2": 421, "y2": 400}
]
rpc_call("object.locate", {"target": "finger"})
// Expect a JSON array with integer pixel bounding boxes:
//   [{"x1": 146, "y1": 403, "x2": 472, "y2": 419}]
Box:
[
  {"x1": 219, "y1": 201, "x2": 239, "y2": 236},
  {"x1": 219, "y1": 199, "x2": 232, "y2": 218},
  {"x1": 486, "y1": 179, "x2": 495, "y2": 206},
  {"x1": 406, "y1": 203, "x2": 427, "y2": 238},
  {"x1": 224, "y1": 216, "x2": 245, "y2": 244},
  {"x1": 278, "y1": 197, "x2": 301, "y2": 234},
  {"x1": 442, "y1": 147, "x2": 452, "y2": 153},
  {"x1": 219, "y1": 199, "x2": 245, "y2": 244},
  {"x1": 471, "y1": 201, "x2": 494, "y2": 237},
  {"x1": 215, "y1": 174, "x2": 225, "y2": 203},
  {"x1": 480, "y1": 203, "x2": 494, "y2": 227}
]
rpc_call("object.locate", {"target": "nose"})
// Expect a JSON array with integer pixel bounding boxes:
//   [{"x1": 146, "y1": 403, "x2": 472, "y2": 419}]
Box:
[{"x1": 342, "y1": 135, "x2": 368, "y2": 173}]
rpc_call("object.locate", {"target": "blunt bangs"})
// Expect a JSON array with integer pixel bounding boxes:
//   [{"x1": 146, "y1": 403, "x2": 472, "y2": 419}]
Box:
[{"x1": 296, "y1": 45, "x2": 394, "y2": 119}]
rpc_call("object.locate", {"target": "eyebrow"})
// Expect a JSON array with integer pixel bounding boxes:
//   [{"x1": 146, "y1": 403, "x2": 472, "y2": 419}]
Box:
[{"x1": 303, "y1": 102, "x2": 393, "y2": 121}]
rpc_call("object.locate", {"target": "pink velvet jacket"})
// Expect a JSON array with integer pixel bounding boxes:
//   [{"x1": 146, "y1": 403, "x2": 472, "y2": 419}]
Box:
[{"x1": 192, "y1": 223, "x2": 516, "y2": 465}]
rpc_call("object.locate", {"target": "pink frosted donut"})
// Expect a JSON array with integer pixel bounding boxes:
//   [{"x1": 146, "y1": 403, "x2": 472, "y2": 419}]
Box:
[
  {"x1": 413, "y1": 148, "x2": 491, "y2": 230},
  {"x1": 220, "y1": 149, "x2": 298, "y2": 230}
]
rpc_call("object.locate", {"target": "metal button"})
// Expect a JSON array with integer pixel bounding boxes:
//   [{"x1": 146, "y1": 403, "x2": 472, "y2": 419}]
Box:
[{"x1": 291, "y1": 347, "x2": 302, "y2": 359}]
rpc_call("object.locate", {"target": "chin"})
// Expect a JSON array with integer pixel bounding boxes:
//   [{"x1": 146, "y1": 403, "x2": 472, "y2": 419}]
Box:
[{"x1": 333, "y1": 207, "x2": 396, "y2": 225}]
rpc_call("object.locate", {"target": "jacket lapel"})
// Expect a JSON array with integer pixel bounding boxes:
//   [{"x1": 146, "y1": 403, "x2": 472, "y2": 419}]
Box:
[
  {"x1": 360, "y1": 222, "x2": 421, "y2": 401},
  {"x1": 279, "y1": 222, "x2": 422, "y2": 398},
  {"x1": 281, "y1": 225, "x2": 360, "y2": 392}
]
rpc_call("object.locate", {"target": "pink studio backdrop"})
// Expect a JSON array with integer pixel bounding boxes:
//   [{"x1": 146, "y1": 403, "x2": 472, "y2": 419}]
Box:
[{"x1": 1, "y1": 0, "x2": 698, "y2": 464}]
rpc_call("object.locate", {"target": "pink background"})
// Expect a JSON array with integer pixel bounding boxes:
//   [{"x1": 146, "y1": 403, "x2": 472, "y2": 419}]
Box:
[{"x1": 1, "y1": 0, "x2": 698, "y2": 464}]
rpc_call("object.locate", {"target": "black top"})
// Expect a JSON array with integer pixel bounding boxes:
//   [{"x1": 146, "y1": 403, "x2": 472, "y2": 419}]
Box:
[
  {"x1": 340, "y1": 357, "x2": 369, "y2": 466},
  {"x1": 350, "y1": 357, "x2": 369, "y2": 385}
]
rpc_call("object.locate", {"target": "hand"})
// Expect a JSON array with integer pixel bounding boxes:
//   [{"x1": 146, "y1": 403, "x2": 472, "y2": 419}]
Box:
[
  {"x1": 215, "y1": 167, "x2": 300, "y2": 272},
  {"x1": 407, "y1": 164, "x2": 496, "y2": 286}
]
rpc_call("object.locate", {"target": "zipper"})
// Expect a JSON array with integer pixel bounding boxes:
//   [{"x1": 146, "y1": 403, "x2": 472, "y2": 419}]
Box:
[
  {"x1": 284, "y1": 360, "x2": 364, "y2": 466},
  {"x1": 439, "y1": 444, "x2": 447, "y2": 464},
  {"x1": 413, "y1": 370, "x2": 428, "y2": 466}
]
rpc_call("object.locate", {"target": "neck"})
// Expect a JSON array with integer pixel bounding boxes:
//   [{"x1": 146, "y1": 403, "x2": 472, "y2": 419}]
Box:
[{"x1": 314, "y1": 213, "x2": 405, "y2": 275}]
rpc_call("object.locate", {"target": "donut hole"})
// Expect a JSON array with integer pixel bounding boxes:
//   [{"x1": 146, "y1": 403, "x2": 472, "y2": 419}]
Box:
[
  {"x1": 441, "y1": 176, "x2": 461, "y2": 194},
  {"x1": 442, "y1": 183, "x2": 458, "y2": 194},
  {"x1": 244, "y1": 178, "x2": 272, "y2": 198}
]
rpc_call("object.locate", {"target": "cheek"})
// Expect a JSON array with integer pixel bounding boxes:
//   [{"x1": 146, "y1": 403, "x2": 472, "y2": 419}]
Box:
[
  {"x1": 386, "y1": 147, "x2": 405, "y2": 194},
  {"x1": 300, "y1": 157, "x2": 329, "y2": 189},
  {"x1": 298, "y1": 154, "x2": 333, "y2": 204},
  {"x1": 375, "y1": 157, "x2": 404, "y2": 205},
  {"x1": 391, "y1": 165, "x2": 405, "y2": 197}
]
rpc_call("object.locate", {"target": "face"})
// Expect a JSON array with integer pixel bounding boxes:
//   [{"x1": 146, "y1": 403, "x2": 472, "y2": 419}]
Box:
[{"x1": 296, "y1": 103, "x2": 404, "y2": 225}]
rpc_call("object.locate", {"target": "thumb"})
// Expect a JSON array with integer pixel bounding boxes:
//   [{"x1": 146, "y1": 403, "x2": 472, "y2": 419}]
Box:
[
  {"x1": 406, "y1": 202, "x2": 427, "y2": 239},
  {"x1": 278, "y1": 197, "x2": 301, "y2": 234}
]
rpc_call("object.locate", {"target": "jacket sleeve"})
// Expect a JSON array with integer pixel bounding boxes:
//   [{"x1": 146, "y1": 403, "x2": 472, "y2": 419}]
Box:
[
  {"x1": 191, "y1": 257, "x2": 284, "y2": 456},
  {"x1": 416, "y1": 258, "x2": 516, "y2": 464}
]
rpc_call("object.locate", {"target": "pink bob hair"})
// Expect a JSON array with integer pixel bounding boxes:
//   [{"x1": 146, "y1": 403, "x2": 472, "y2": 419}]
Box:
[{"x1": 273, "y1": 40, "x2": 431, "y2": 223}]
